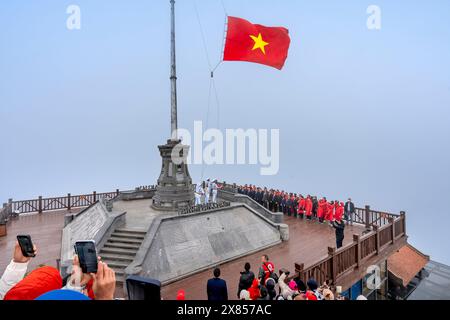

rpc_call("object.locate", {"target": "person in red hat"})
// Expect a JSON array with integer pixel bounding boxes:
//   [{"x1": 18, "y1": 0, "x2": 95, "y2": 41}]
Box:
[{"x1": 0, "y1": 241, "x2": 37, "y2": 300}]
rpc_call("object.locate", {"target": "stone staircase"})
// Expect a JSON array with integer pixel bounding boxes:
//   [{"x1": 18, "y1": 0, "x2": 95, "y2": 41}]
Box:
[{"x1": 99, "y1": 228, "x2": 146, "y2": 284}]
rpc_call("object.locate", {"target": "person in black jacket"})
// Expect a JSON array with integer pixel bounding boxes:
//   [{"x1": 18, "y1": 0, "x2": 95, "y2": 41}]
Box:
[
  {"x1": 237, "y1": 263, "x2": 255, "y2": 298},
  {"x1": 344, "y1": 198, "x2": 355, "y2": 225},
  {"x1": 332, "y1": 219, "x2": 345, "y2": 249},
  {"x1": 207, "y1": 268, "x2": 228, "y2": 301}
]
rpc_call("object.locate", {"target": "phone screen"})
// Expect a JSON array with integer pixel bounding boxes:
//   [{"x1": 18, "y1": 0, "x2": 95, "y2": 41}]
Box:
[
  {"x1": 17, "y1": 235, "x2": 35, "y2": 257},
  {"x1": 74, "y1": 241, "x2": 98, "y2": 274}
]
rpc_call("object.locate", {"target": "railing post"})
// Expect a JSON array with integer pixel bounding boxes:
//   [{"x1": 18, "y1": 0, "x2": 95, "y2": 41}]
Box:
[
  {"x1": 373, "y1": 225, "x2": 380, "y2": 254},
  {"x1": 295, "y1": 263, "x2": 305, "y2": 281},
  {"x1": 353, "y1": 234, "x2": 361, "y2": 268},
  {"x1": 67, "y1": 193, "x2": 71, "y2": 211},
  {"x1": 328, "y1": 247, "x2": 337, "y2": 285},
  {"x1": 365, "y1": 205, "x2": 371, "y2": 230},
  {"x1": 389, "y1": 217, "x2": 395, "y2": 244},
  {"x1": 93, "y1": 191, "x2": 97, "y2": 202},
  {"x1": 400, "y1": 211, "x2": 406, "y2": 236},
  {"x1": 38, "y1": 196, "x2": 43, "y2": 214},
  {"x1": 8, "y1": 199, "x2": 13, "y2": 216}
]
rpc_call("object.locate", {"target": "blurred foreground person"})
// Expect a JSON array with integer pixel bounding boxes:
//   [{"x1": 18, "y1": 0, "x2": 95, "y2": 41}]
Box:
[{"x1": 0, "y1": 241, "x2": 37, "y2": 300}]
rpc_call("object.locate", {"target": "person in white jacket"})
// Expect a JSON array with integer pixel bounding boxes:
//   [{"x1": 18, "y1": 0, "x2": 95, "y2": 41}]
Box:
[
  {"x1": 0, "y1": 241, "x2": 37, "y2": 300},
  {"x1": 277, "y1": 272, "x2": 299, "y2": 300}
]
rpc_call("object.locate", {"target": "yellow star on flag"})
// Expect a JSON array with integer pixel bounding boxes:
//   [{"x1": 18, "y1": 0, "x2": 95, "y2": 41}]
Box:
[{"x1": 250, "y1": 33, "x2": 269, "y2": 55}]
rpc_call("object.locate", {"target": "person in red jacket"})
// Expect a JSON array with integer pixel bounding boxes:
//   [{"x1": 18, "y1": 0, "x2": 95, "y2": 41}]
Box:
[
  {"x1": 305, "y1": 195, "x2": 313, "y2": 220},
  {"x1": 318, "y1": 198, "x2": 327, "y2": 223},
  {"x1": 298, "y1": 195, "x2": 305, "y2": 219},
  {"x1": 334, "y1": 202, "x2": 344, "y2": 221},
  {"x1": 326, "y1": 201, "x2": 335, "y2": 224},
  {"x1": 248, "y1": 278, "x2": 260, "y2": 300}
]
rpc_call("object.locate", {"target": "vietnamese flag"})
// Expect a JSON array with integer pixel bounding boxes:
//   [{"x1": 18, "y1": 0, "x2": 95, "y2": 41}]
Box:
[{"x1": 223, "y1": 16, "x2": 291, "y2": 70}]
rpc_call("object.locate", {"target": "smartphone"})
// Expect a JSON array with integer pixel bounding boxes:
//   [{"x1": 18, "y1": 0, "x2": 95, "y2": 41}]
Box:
[
  {"x1": 336, "y1": 286, "x2": 342, "y2": 294},
  {"x1": 17, "y1": 235, "x2": 36, "y2": 258},
  {"x1": 74, "y1": 240, "x2": 98, "y2": 274}
]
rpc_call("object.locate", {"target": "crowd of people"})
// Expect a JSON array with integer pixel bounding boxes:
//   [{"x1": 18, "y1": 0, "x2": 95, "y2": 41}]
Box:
[
  {"x1": 194, "y1": 179, "x2": 222, "y2": 206},
  {"x1": 237, "y1": 184, "x2": 356, "y2": 249},
  {"x1": 0, "y1": 242, "x2": 116, "y2": 300},
  {"x1": 176, "y1": 254, "x2": 368, "y2": 301}
]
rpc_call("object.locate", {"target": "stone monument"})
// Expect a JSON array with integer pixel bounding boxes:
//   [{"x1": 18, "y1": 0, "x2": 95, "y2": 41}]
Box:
[{"x1": 152, "y1": 0, "x2": 194, "y2": 211}]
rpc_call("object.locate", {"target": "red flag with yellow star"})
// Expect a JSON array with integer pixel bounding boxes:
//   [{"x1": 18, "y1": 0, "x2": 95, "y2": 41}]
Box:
[{"x1": 223, "y1": 16, "x2": 291, "y2": 70}]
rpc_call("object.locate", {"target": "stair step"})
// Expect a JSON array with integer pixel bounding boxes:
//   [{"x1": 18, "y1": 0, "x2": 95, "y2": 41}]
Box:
[
  {"x1": 99, "y1": 253, "x2": 135, "y2": 262},
  {"x1": 111, "y1": 233, "x2": 145, "y2": 240},
  {"x1": 103, "y1": 242, "x2": 141, "y2": 250},
  {"x1": 115, "y1": 228, "x2": 147, "y2": 235},
  {"x1": 101, "y1": 247, "x2": 139, "y2": 256},
  {"x1": 108, "y1": 237, "x2": 143, "y2": 244}
]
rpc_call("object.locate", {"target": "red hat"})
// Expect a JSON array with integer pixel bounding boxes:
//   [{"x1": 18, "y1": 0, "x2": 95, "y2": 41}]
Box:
[
  {"x1": 176, "y1": 290, "x2": 185, "y2": 300},
  {"x1": 4, "y1": 266, "x2": 63, "y2": 300}
]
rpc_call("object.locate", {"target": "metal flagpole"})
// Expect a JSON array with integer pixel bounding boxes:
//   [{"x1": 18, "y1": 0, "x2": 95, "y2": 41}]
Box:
[{"x1": 170, "y1": 0, "x2": 178, "y2": 140}]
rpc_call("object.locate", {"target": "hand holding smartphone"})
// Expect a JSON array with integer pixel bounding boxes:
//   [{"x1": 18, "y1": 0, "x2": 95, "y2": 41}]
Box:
[
  {"x1": 74, "y1": 240, "x2": 98, "y2": 274},
  {"x1": 17, "y1": 235, "x2": 36, "y2": 258}
]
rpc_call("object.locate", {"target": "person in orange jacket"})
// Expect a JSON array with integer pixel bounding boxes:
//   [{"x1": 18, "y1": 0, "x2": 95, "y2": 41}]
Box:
[{"x1": 305, "y1": 195, "x2": 313, "y2": 220}]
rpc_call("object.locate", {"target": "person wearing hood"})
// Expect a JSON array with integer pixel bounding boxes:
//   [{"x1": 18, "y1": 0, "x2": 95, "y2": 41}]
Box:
[
  {"x1": 0, "y1": 241, "x2": 37, "y2": 300},
  {"x1": 334, "y1": 202, "x2": 345, "y2": 221},
  {"x1": 298, "y1": 195, "x2": 305, "y2": 219},
  {"x1": 248, "y1": 278, "x2": 260, "y2": 300},
  {"x1": 237, "y1": 263, "x2": 255, "y2": 298},
  {"x1": 326, "y1": 201, "x2": 335, "y2": 225}
]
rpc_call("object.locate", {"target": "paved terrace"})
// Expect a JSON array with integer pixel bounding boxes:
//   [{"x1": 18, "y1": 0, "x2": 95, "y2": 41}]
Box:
[{"x1": 0, "y1": 208, "x2": 365, "y2": 300}]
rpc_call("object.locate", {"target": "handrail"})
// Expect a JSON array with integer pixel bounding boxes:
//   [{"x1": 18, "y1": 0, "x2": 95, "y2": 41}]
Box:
[
  {"x1": 294, "y1": 214, "x2": 407, "y2": 288},
  {"x1": 4, "y1": 189, "x2": 124, "y2": 215}
]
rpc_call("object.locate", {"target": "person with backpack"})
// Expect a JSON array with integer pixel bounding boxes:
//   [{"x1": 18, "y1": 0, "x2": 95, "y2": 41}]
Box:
[{"x1": 258, "y1": 255, "x2": 277, "y2": 286}]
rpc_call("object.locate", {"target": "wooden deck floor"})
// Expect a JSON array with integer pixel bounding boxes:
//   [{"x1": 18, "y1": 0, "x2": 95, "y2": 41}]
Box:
[
  {"x1": 0, "y1": 210, "x2": 81, "y2": 274},
  {"x1": 161, "y1": 216, "x2": 365, "y2": 300}
]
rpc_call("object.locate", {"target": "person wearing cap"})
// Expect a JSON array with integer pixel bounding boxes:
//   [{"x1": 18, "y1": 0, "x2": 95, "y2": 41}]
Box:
[
  {"x1": 345, "y1": 198, "x2": 355, "y2": 225},
  {"x1": 0, "y1": 241, "x2": 37, "y2": 300}
]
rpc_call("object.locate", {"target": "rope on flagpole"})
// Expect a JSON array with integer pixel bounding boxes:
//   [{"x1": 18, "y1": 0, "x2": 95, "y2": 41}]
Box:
[{"x1": 193, "y1": 0, "x2": 228, "y2": 180}]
